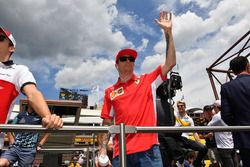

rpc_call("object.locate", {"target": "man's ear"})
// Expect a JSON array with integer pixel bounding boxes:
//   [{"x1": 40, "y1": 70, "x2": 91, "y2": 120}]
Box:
[
  {"x1": 9, "y1": 46, "x2": 15, "y2": 53},
  {"x1": 247, "y1": 63, "x2": 250, "y2": 73},
  {"x1": 115, "y1": 63, "x2": 118, "y2": 70}
]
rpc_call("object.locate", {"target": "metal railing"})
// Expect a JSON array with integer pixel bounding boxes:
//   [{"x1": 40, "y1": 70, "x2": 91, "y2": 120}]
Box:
[{"x1": 1, "y1": 124, "x2": 250, "y2": 167}]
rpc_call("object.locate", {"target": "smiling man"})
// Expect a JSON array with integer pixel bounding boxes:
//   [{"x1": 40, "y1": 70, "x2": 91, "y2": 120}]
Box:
[{"x1": 96, "y1": 11, "x2": 176, "y2": 167}]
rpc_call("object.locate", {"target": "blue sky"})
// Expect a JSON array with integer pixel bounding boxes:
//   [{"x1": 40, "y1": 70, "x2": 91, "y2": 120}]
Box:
[{"x1": 1, "y1": 0, "x2": 249, "y2": 108}]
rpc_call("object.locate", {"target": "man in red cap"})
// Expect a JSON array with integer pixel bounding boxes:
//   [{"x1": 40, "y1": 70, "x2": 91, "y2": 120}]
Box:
[
  {"x1": 0, "y1": 26, "x2": 63, "y2": 154},
  {"x1": 97, "y1": 11, "x2": 176, "y2": 167}
]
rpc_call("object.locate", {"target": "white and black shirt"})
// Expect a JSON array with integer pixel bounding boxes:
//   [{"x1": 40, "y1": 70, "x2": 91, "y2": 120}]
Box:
[{"x1": 0, "y1": 60, "x2": 36, "y2": 123}]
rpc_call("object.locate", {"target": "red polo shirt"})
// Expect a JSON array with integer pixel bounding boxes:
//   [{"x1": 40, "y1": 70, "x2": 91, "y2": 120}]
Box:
[{"x1": 101, "y1": 65, "x2": 166, "y2": 157}]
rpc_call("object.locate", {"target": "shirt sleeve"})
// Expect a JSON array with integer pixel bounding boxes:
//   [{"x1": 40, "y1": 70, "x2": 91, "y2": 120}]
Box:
[
  {"x1": 207, "y1": 115, "x2": 219, "y2": 126},
  {"x1": 16, "y1": 65, "x2": 36, "y2": 93},
  {"x1": 101, "y1": 89, "x2": 113, "y2": 119},
  {"x1": 189, "y1": 117, "x2": 195, "y2": 126},
  {"x1": 147, "y1": 65, "x2": 167, "y2": 88}
]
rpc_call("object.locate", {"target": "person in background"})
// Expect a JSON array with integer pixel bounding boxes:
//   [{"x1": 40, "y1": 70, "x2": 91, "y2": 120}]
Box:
[
  {"x1": 184, "y1": 151, "x2": 196, "y2": 167},
  {"x1": 0, "y1": 27, "x2": 62, "y2": 139},
  {"x1": 208, "y1": 100, "x2": 238, "y2": 167},
  {"x1": 221, "y1": 56, "x2": 250, "y2": 167},
  {"x1": 175, "y1": 100, "x2": 208, "y2": 167},
  {"x1": 0, "y1": 105, "x2": 50, "y2": 167},
  {"x1": 97, "y1": 11, "x2": 176, "y2": 167},
  {"x1": 202, "y1": 105, "x2": 221, "y2": 167}
]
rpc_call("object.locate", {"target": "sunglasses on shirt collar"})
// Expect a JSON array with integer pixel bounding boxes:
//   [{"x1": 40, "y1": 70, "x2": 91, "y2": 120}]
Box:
[
  {"x1": 119, "y1": 56, "x2": 135, "y2": 62},
  {"x1": 0, "y1": 35, "x2": 7, "y2": 42}
]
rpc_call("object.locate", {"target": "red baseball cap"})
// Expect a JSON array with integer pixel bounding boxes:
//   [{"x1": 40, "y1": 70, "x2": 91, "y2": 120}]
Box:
[
  {"x1": 116, "y1": 48, "x2": 137, "y2": 63},
  {"x1": 0, "y1": 26, "x2": 16, "y2": 48}
]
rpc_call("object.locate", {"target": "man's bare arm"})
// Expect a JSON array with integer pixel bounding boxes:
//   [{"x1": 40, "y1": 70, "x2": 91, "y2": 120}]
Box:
[
  {"x1": 97, "y1": 118, "x2": 113, "y2": 153},
  {"x1": 95, "y1": 118, "x2": 113, "y2": 167},
  {"x1": 7, "y1": 132, "x2": 15, "y2": 145},
  {"x1": 37, "y1": 133, "x2": 51, "y2": 151},
  {"x1": 22, "y1": 84, "x2": 63, "y2": 129},
  {"x1": 155, "y1": 11, "x2": 176, "y2": 76}
]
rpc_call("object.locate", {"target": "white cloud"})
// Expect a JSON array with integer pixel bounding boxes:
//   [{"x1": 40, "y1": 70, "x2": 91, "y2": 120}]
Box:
[
  {"x1": 141, "y1": 54, "x2": 163, "y2": 73},
  {"x1": 136, "y1": 38, "x2": 149, "y2": 52},
  {"x1": 180, "y1": 0, "x2": 212, "y2": 8},
  {"x1": 156, "y1": 1, "x2": 176, "y2": 12},
  {"x1": 115, "y1": 11, "x2": 156, "y2": 36},
  {"x1": 0, "y1": 0, "x2": 127, "y2": 61},
  {"x1": 174, "y1": 12, "x2": 203, "y2": 48},
  {"x1": 55, "y1": 58, "x2": 117, "y2": 90}
]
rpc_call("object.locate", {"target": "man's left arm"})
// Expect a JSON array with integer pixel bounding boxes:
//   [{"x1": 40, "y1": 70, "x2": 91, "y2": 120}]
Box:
[
  {"x1": 22, "y1": 84, "x2": 63, "y2": 129},
  {"x1": 193, "y1": 132, "x2": 201, "y2": 143},
  {"x1": 7, "y1": 115, "x2": 19, "y2": 145},
  {"x1": 155, "y1": 11, "x2": 176, "y2": 76},
  {"x1": 37, "y1": 133, "x2": 50, "y2": 151}
]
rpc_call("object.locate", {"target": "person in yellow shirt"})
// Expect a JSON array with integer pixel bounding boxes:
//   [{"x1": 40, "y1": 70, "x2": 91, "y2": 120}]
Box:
[{"x1": 175, "y1": 100, "x2": 208, "y2": 167}]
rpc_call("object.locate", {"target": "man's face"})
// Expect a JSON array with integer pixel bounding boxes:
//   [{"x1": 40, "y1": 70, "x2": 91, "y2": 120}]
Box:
[
  {"x1": 116, "y1": 55, "x2": 135, "y2": 74},
  {"x1": 203, "y1": 110, "x2": 213, "y2": 121},
  {"x1": 177, "y1": 103, "x2": 186, "y2": 114},
  {"x1": 0, "y1": 32, "x2": 9, "y2": 47},
  {"x1": 213, "y1": 106, "x2": 220, "y2": 113},
  {"x1": 0, "y1": 32, "x2": 14, "y2": 57}
]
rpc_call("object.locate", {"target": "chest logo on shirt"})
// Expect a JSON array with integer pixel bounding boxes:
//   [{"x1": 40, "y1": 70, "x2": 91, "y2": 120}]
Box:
[
  {"x1": 110, "y1": 87, "x2": 124, "y2": 100},
  {"x1": 135, "y1": 79, "x2": 140, "y2": 84}
]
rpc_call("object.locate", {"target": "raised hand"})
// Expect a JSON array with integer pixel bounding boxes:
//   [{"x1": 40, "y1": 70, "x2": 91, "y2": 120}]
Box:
[{"x1": 155, "y1": 11, "x2": 172, "y2": 32}]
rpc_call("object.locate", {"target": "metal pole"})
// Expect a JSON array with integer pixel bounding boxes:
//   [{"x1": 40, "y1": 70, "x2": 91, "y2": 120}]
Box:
[
  {"x1": 86, "y1": 147, "x2": 90, "y2": 167},
  {"x1": 1, "y1": 124, "x2": 250, "y2": 133},
  {"x1": 119, "y1": 123, "x2": 127, "y2": 167},
  {"x1": 135, "y1": 126, "x2": 250, "y2": 133},
  {"x1": 92, "y1": 123, "x2": 96, "y2": 167},
  {"x1": 0, "y1": 124, "x2": 111, "y2": 133},
  {"x1": 206, "y1": 69, "x2": 219, "y2": 100}
]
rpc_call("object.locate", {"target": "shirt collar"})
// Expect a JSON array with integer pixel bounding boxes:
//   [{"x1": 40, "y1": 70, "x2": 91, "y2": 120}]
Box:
[
  {"x1": 236, "y1": 72, "x2": 250, "y2": 78},
  {"x1": 238, "y1": 71, "x2": 249, "y2": 75},
  {"x1": 115, "y1": 74, "x2": 137, "y2": 86},
  {"x1": 177, "y1": 112, "x2": 188, "y2": 119},
  {"x1": 0, "y1": 60, "x2": 14, "y2": 66}
]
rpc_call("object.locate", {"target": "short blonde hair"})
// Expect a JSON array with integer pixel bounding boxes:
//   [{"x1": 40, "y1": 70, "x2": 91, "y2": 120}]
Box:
[{"x1": 177, "y1": 100, "x2": 186, "y2": 107}]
